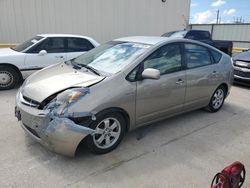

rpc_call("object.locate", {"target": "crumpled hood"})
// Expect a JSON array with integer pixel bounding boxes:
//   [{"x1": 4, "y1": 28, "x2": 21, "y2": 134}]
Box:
[
  {"x1": 233, "y1": 51, "x2": 250, "y2": 62},
  {"x1": 22, "y1": 63, "x2": 105, "y2": 102},
  {"x1": 0, "y1": 48, "x2": 20, "y2": 56}
]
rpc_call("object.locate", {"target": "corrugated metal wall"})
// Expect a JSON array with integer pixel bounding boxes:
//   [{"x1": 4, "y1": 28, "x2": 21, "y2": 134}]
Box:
[
  {"x1": 0, "y1": 0, "x2": 190, "y2": 44},
  {"x1": 190, "y1": 24, "x2": 250, "y2": 49}
]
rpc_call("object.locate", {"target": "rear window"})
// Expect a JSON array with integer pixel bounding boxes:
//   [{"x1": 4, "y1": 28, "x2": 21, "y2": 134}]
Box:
[
  {"x1": 210, "y1": 49, "x2": 222, "y2": 63},
  {"x1": 186, "y1": 31, "x2": 210, "y2": 40}
]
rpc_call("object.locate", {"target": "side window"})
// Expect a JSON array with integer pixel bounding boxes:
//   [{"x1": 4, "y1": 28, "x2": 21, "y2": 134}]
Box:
[
  {"x1": 126, "y1": 66, "x2": 140, "y2": 82},
  {"x1": 184, "y1": 44, "x2": 212, "y2": 69},
  {"x1": 32, "y1": 37, "x2": 66, "y2": 53},
  {"x1": 67, "y1": 38, "x2": 94, "y2": 52},
  {"x1": 210, "y1": 49, "x2": 222, "y2": 63},
  {"x1": 143, "y1": 43, "x2": 182, "y2": 75}
]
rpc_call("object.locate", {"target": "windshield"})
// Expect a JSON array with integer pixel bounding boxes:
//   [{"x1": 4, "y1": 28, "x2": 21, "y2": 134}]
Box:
[
  {"x1": 169, "y1": 31, "x2": 187, "y2": 38},
  {"x1": 71, "y1": 41, "x2": 151, "y2": 75},
  {"x1": 12, "y1": 36, "x2": 44, "y2": 52},
  {"x1": 162, "y1": 31, "x2": 178, "y2": 37}
]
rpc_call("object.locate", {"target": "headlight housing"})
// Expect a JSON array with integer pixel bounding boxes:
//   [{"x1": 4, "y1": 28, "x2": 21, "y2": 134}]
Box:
[{"x1": 46, "y1": 87, "x2": 89, "y2": 116}]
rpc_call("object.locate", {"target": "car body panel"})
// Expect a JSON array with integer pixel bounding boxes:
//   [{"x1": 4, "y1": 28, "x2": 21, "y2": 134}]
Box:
[
  {"x1": 16, "y1": 91, "x2": 94, "y2": 157},
  {"x1": 24, "y1": 52, "x2": 67, "y2": 70},
  {"x1": 15, "y1": 37, "x2": 233, "y2": 156},
  {"x1": 136, "y1": 71, "x2": 186, "y2": 125},
  {"x1": 0, "y1": 48, "x2": 26, "y2": 69},
  {"x1": 184, "y1": 64, "x2": 221, "y2": 110},
  {"x1": 0, "y1": 34, "x2": 99, "y2": 79},
  {"x1": 233, "y1": 51, "x2": 250, "y2": 62},
  {"x1": 233, "y1": 51, "x2": 250, "y2": 83},
  {"x1": 22, "y1": 63, "x2": 105, "y2": 102}
]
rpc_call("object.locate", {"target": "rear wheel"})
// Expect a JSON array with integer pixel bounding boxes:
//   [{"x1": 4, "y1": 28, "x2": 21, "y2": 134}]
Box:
[
  {"x1": 0, "y1": 65, "x2": 20, "y2": 90},
  {"x1": 85, "y1": 112, "x2": 126, "y2": 154},
  {"x1": 206, "y1": 86, "x2": 226, "y2": 112}
]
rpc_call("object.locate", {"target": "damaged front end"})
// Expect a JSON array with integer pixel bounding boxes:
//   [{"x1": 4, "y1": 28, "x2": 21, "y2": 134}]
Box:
[{"x1": 15, "y1": 87, "x2": 96, "y2": 157}]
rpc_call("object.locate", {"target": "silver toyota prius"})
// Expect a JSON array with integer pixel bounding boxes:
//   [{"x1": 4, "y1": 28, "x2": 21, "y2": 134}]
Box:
[{"x1": 15, "y1": 37, "x2": 234, "y2": 156}]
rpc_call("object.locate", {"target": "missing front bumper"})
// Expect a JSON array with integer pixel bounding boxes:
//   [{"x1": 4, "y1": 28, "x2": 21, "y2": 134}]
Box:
[{"x1": 15, "y1": 104, "x2": 95, "y2": 157}]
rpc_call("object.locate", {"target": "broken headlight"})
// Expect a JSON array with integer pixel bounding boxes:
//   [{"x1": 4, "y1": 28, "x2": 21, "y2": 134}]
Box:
[{"x1": 45, "y1": 88, "x2": 89, "y2": 116}]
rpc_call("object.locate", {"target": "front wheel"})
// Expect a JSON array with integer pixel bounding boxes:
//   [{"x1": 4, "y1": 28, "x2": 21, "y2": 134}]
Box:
[
  {"x1": 206, "y1": 86, "x2": 226, "y2": 112},
  {"x1": 85, "y1": 112, "x2": 126, "y2": 154},
  {"x1": 0, "y1": 65, "x2": 21, "y2": 90}
]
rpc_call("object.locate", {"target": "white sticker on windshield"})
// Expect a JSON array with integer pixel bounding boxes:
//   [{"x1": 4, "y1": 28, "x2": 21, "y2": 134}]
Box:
[{"x1": 132, "y1": 44, "x2": 151, "y2": 49}]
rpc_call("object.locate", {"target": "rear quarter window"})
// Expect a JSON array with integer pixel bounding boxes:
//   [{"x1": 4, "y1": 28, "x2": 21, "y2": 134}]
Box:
[{"x1": 210, "y1": 49, "x2": 222, "y2": 63}]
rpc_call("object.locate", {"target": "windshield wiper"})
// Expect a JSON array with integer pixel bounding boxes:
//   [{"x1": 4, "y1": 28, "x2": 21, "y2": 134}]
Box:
[{"x1": 71, "y1": 60, "x2": 100, "y2": 76}]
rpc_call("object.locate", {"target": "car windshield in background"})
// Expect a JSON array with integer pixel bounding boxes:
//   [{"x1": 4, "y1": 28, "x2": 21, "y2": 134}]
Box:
[
  {"x1": 161, "y1": 31, "x2": 178, "y2": 37},
  {"x1": 169, "y1": 31, "x2": 187, "y2": 38},
  {"x1": 72, "y1": 41, "x2": 151, "y2": 75},
  {"x1": 12, "y1": 36, "x2": 44, "y2": 52}
]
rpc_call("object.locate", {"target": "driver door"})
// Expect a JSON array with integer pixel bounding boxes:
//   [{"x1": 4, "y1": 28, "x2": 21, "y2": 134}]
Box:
[
  {"x1": 135, "y1": 43, "x2": 186, "y2": 126},
  {"x1": 24, "y1": 37, "x2": 67, "y2": 70}
]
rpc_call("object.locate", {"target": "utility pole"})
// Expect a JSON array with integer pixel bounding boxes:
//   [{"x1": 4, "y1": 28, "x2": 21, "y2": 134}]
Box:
[{"x1": 216, "y1": 9, "x2": 220, "y2": 24}]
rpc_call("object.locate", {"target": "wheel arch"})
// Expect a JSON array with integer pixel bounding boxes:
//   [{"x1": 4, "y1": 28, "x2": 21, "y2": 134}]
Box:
[
  {"x1": 0, "y1": 63, "x2": 23, "y2": 80},
  {"x1": 218, "y1": 82, "x2": 229, "y2": 95},
  {"x1": 75, "y1": 107, "x2": 130, "y2": 156},
  {"x1": 95, "y1": 107, "x2": 131, "y2": 132}
]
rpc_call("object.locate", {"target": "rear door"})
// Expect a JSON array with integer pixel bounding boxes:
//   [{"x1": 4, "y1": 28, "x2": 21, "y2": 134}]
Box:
[
  {"x1": 24, "y1": 37, "x2": 67, "y2": 69},
  {"x1": 66, "y1": 37, "x2": 95, "y2": 61},
  {"x1": 183, "y1": 43, "x2": 221, "y2": 110},
  {"x1": 135, "y1": 43, "x2": 186, "y2": 125}
]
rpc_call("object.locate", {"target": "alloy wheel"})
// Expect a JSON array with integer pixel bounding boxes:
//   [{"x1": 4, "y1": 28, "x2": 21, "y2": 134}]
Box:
[
  {"x1": 212, "y1": 88, "x2": 224, "y2": 110},
  {"x1": 93, "y1": 117, "x2": 121, "y2": 149}
]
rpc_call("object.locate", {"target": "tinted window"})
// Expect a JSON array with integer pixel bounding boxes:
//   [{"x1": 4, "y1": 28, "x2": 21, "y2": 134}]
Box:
[
  {"x1": 32, "y1": 37, "x2": 66, "y2": 53},
  {"x1": 186, "y1": 31, "x2": 210, "y2": 40},
  {"x1": 67, "y1": 38, "x2": 94, "y2": 52},
  {"x1": 143, "y1": 44, "x2": 182, "y2": 75},
  {"x1": 185, "y1": 44, "x2": 212, "y2": 69},
  {"x1": 13, "y1": 36, "x2": 44, "y2": 52},
  {"x1": 210, "y1": 49, "x2": 222, "y2": 63}
]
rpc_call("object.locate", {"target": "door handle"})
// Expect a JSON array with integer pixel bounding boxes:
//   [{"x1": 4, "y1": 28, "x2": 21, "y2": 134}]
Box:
[
  {"x1": 55, "y1": 56, "x2": 64, "y2": 58},
  {"x1": 212, "y1": 71, "x2": 218, "y2": 76},
  {"x1": 175, "y1": 79, "x2": 184, "y2": 85}
]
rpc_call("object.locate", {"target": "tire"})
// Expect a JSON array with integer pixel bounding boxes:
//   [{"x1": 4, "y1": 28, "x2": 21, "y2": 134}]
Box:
[
  {"x1": 85, "y1": 112, "x2": 126, "y2": 154},
  {"x1": 0, "y1": 65, "x2": 21, "y2": 90},
  {"x1": 206, "y1": 85, "x2": 226, "y2": 113}
]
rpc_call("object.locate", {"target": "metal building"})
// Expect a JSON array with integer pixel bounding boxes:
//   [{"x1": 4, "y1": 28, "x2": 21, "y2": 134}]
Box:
[
  {"x1": 0, "y1": 0, "x2": 190, "y2": 44},
  {"x1": 190, "y1": 23, "x2": 250, "y2": 51}
]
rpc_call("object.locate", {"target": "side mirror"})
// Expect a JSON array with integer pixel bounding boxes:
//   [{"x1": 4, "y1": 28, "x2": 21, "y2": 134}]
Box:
[
  {"x1": 38, "y1": 50, "x2": 47, "y2": 56},
  {"x1": 142, "y1": 68, "x2": 160, "y2": 80}
]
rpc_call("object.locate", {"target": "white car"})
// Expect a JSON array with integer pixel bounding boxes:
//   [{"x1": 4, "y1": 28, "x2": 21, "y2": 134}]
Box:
[{"x1": 0, "y1": 34, "x2": 99, "y2": 90}]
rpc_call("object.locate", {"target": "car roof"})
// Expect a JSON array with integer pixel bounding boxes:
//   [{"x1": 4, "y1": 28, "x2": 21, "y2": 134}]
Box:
[
  {"x1": 37, "y1": 34, "x2": 90, "y2": 38},
  {"x1": 114, "y1": 36, "x2": 168, "y2": 45},
  {"x1": 113, "y1": 36, "x2": 222, "y2": 52},
  {"x1": 37, "y1": 34, "x2": 100, "y2": 46}
]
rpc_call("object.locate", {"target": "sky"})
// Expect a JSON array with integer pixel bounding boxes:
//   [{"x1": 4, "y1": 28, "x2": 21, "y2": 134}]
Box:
[{"x1": 190, "y1": 0, "x2": 250, "y2": 24}]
